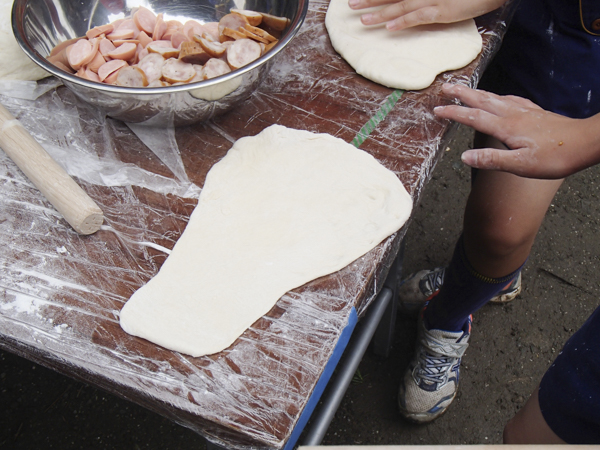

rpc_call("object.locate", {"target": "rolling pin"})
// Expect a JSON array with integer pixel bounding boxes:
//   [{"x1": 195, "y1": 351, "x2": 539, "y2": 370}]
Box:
[{"x1": 0, "y1": 103, "x2": 104, "y2": 235}]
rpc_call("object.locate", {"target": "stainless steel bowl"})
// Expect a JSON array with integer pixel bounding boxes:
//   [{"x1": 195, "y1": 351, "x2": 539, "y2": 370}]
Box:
[{"x1": 12, "y1": 0, "x2": 308, "y2": 126}]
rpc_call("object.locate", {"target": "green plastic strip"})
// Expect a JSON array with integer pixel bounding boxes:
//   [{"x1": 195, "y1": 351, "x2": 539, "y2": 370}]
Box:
[{"x1": 351, "y1": 89, "x2": 404, "y2": 148}]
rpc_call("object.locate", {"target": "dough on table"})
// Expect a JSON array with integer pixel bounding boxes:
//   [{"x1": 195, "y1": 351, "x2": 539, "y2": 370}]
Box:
[
  {"x1": 325, "y1": 0, "x2": 483, "y2": 90},
  {"x1": 0, "y1": 0, "x2": 49, "y2": 81},
  {"x1": 120, "y1": 124, "x2": 413, "y2": 357}
]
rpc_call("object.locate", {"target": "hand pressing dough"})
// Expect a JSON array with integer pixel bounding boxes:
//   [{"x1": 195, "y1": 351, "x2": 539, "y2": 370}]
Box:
[
  {"x1": 325, "y1": 0, "x2": 483, "y2": 90},
  {"x1": 120, "y1": 124, "x2": 413, "y2": 357},
  {"x1": 0, "y1": 0, "x2": 49, "y2": 81}
]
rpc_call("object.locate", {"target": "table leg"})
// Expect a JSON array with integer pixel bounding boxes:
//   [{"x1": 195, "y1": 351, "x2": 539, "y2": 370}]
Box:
[
  {"x1": 300, "y1": 287, "x2": 393, "y2": 447},
  {"x1": 371, "y1": 238, "x2": 405, "y2": 357}
]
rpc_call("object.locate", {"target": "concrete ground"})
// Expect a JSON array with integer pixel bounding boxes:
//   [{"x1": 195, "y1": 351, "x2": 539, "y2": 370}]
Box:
[{"x1": 2, "y1": 125, "x2": 599, "y2": 448}]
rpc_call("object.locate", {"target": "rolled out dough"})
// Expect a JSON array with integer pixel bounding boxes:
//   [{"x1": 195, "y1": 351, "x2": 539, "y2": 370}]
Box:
[
  {"x1": 120, "y1": 124, "x2": 413, "y2": 357},
  {"x1": 325, "y1": 0, "x2": 483, "y2": 90},
  {"x1": 0, "y1": 0, "x2": 49, "y2": 81}
]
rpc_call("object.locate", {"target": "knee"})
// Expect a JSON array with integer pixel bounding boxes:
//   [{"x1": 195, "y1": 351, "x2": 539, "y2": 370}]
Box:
[{"x1": 466, "y1": 218, "x2": 536, "y2": 260}]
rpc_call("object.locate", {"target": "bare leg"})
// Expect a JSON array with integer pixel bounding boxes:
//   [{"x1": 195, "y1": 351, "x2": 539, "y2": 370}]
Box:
[
  {"x1": 463, "y1": 134, "x2": 564, "y2": 278},
  {"x1": 503, "y1": 385, "x2": 566, "y2": 444},
  {"x1": 397, "y1": 134, "x2": 568, "y2": 422}
]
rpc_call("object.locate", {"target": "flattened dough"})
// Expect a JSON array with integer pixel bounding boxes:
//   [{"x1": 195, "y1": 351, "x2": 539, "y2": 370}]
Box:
[
  {"x1": 0, "y1": 0, "x2": 49, "y2": 81},
  {"x1": 120, "y1": 124, "x2": 412, "y2": 357},
  {"x1": 325, "y1": 0, "x2": 483, "y2": 90}
]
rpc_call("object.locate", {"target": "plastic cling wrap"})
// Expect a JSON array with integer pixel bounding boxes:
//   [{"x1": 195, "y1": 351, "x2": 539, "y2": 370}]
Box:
[{"x1": 0, "y1": 2, "x2": 512, "y2": 448}]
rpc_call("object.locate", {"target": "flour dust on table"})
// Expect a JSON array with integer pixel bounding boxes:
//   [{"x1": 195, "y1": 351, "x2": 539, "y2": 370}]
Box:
[
  {"x1": 325, "y1": 0, "x2": 483, "y2": 90},
  {"x1": 120, "y1": 124, "x2": 413, "y2": 357}
]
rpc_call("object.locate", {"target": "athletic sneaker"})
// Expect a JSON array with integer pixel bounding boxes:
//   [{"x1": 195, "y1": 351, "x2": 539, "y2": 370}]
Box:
[
  {"x1": 397, "y1": 267, "x2": 522, "y2": 313},
  {"x1": 398, "y1": 311, "x2": 471, "y2": 423}
]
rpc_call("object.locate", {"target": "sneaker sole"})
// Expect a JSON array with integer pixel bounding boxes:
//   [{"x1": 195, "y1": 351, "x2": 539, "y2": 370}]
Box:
[{"x1": 398, "y1": 390, "x2": 457, "y2": 424}]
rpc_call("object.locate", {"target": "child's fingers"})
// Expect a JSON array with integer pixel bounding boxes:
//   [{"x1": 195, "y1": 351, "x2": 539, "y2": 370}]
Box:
[
  {"x1": 461, "y1": 148, "x2": 523, "y2": 172},
  {"x1": 359, "y1": 1, "x2": 415, "y2": 25},
  {"x1": 386, "y1": 7, "x2": 440, "y2": 30},
  {"x1": 461, "y1": 147, "x2": 568, "y2": 179},
  {"x1": 433, "y1": 104, "x2": 506, "y2": 139},
  {"x1": 348, "y1": 0, "x2": 400, "y2": 11},
  {"x1": 440, "y1": 83, "x2": 526, "y2": 117},
  {"x1": 504, "y1": 94, "x2": 540, "y2": 110},
  {"x1": 359, "y1": 0, "x2": 436, "y2": 26}
]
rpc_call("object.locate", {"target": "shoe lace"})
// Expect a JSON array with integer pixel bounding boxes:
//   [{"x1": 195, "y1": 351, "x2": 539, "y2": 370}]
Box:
[
  {"x1": 413, "y1": 327, "x2": 468, "y2": 388},
  {"x1": 422, "y1": 268, "x2": 445, "y2": 297},
  {"x1": 415, "y1": 352, "x2": 454, "y2": 385}
]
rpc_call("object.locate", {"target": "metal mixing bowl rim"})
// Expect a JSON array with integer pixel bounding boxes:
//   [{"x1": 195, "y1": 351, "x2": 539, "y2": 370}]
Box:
[{"x1": 11, "y1": 0, "x2": 309, "y2": 96}]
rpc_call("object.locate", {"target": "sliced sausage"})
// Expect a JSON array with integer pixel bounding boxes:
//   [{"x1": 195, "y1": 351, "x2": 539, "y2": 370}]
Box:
[
  {"x1": 226, "y1": 38, "x2": 261, "y2": 70},
  {"x1": 148, "y1": 79, "x2": 170, "y2": 87},
  {"x1": 153, "y1": 13, "x2": 167, "y2": 40},
  {"x1": 97, "y1": 59, "x2": 128, "y2": 82},
  {"x1": 49, "y1": 59, "x2": 75, "y2": 73},
  {"x1": 111, "y1": 39, "x2": 140, "y2": 47},
  {"x1": 171, "y1": 31, "x2": 190, "y2": 49},
  {"x1": 136, "y1": 46, "x2": 149, "y2": 63},
  {"x1": 166, "y1": 19, "x2": 184, "y2": 30},
  {"x1": 163, "y1": 20, "x2": 183, "y2": 40},
  {"x1": 107, "y1": 19, "x2": 140, "y2": 41},
  {"x1": 222, "y1": 27, "x2": 247, "y2": 40},
  {"x1": 136, "y1": 53, "x2": 165, "y2": 83},
  {"x1": 107, "y1": 42, "x2": 137, "y2": 60},
  {"x1": 202, "y1": 22, "x2": 220, "y2": 41},
  {"x1": 47, "y1": 47, "x2": 70, "y2": 69},
  {"x1": 178, "y1": 41, "x2": 211, "y2": 64},
  {"x1": 99, "y1": 38, "x2": 117, "y2": 57},
  {"x1": 190, "y1": 64, "x2": 204, "y2": 82},
  {"x1": 68, "y1": 38, "x2": 100, "y2": 70},
  {"x1": 86, "y1": 23, "x2": 115, "y2": 39},
  {"x1": 83, "y1": 67, "x2": 101, "y2": 82},
  {"x1": 193, "y1": 35, "x2": 227, "y2": 58},
  {"x1": 49, "y1": 37, "x2": 83, "y2": 57},
  {"x1": 262, "y1": 40, "x2": 278, "y2": 54},
  {"x1": 218, "y1": 14, "x2": 248, "y2": 37},
  {"x1": 137, "y1": 30, "x2": 153, "y2": 47},
  {"x1": 182, "y1": 19, "x2": 205, "y2": 40},
  {"x1": 47, "y1": 7, "x2": 275, "y2": 87},
  {"x1": 202, "y1": 57, "x2": 231, "y2": 79},
  {"x1": 103, "y1": 70, "x2": 121, "y2": 84},
  {"x1": 238, "y1": 27, "x2": 269, "y2": 44},
  {"x1": 161, "y1": 58, "x2": 196, "y2": 83},
  {"x1": 107, "y1": 28, "x2": 135, "y2": 41},
  {"x1": 230, "y1": 9, "x2": 262, "y2": 26},
  {"x1": 116, "y1": 66, "x2": 148, "y2": 86},
  {"x1": 260, "y1": 13, "x2": 290, "y2": 31},
  {"x1": 244, "y1": 24, "x2": 277, "y2": 42},
  {"x1": 87, "y1": 51, "x2": 107, "y2": 73},
  {"x1": 146, "y1": 41, "x2": 179, "y2": 58},
  {"x1": 133, "y1": 6, "x2": 156, "y2": 34}
]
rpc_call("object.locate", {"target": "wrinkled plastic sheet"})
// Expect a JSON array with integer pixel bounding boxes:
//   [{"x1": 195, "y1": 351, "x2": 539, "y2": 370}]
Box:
[{"x1": 0, "y1": 2, "x2": 512, "y2": 449}]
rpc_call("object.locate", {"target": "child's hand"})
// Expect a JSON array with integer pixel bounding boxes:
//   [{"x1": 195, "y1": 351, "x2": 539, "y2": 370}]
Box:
[
  {"x1": 434, "y1": 83, "x2": 600, "y2": 179},
  {"x1": 349, "y1": 0, "x2": 506, "y2": 31}
]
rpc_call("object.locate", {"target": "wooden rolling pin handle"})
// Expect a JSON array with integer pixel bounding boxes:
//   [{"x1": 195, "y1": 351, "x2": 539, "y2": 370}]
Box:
[{"x1": 0, "y1": 104, "x2": 104, "y2": 235}]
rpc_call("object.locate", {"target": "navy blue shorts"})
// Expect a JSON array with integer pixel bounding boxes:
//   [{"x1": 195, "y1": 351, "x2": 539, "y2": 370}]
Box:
[
  {"x1": 479, "y1": 0, "x2": 600, "y2": 118},
  {"x1": 538, "y1": 305, "x2": 600, "y2": 443}
]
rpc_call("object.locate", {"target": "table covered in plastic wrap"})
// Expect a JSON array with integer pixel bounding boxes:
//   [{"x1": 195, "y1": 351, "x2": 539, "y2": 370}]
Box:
[{"x1": 0, "y1": 2, "x2": 513, "y2": 449}]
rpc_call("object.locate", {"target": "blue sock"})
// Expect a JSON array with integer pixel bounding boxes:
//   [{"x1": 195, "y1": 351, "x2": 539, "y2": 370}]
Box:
[{"x1": 424, "y1": 235, "x2": 524, "y2": 332}]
